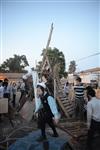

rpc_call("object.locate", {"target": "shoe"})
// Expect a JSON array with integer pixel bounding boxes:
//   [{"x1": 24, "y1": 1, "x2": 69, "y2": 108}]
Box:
[
  {"x1": 52, "y1": 133, "x2": 59, "y2": 137},
  {"x1": 36, "y1": 136, "x2": 47, "y2": 142}
]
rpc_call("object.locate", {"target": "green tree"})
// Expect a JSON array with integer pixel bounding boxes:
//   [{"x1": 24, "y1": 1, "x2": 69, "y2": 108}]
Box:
[
  {"x1": 41, "y1": 47, "x2": 66, "y2": 77},
  {"x1": 68, "y1": 60, "x2": 76, "y2": 74},
  {"x1": 36, "y1": 61, "x2": 42, "y2": 71},
  {"x1": 0, "y1": 54, "x2": 29, "y2": 73}
]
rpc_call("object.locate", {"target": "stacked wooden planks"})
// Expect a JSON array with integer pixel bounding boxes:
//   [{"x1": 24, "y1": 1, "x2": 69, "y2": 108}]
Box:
[
  {"x1": 56, "y1": 79, "x2": 75, "y2": 118},
  {"x1": 57, "y1": 119, "x2": 88, "y2": 150}
]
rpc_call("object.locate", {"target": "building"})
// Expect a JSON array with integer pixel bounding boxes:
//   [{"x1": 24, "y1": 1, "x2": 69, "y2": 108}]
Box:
[
  {"x1": 79, "y1": 67, "x2": 100, "y2": 87},
  {"x1": 0, "y1": 73, "x2": 24, "y2": 82}
]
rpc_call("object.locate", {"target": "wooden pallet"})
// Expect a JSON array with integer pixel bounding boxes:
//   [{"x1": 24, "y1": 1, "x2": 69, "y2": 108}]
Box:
[
  {"x1": 56, "y1": 80, "x2": 74, "y2": 118},
  {"x1": 57, "y1": 119, "x2": 88, "y2": 150}
]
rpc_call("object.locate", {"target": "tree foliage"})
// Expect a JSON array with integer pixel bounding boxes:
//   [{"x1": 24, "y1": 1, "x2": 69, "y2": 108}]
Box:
[
  {"x1": 0, "y1": 54, "x2": 29, "y2": 73},
  {"x1": 41, "y1": 47, "x2": 66, "y2": 77},
  {"x1": 68, "y1": 60, "x2": 76, "y2": 74}
]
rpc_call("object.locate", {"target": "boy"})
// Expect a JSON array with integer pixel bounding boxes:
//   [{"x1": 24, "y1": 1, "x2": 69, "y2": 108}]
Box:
[
  {"x1": 35, "y1": 82, "x2": 60, "y2": 142},
  {"x1": 74, "y1": 77, "x2": 85, "y2": 120},
  {"x1": 87, "y1": 88, "x2": 100, "y2": 150}
]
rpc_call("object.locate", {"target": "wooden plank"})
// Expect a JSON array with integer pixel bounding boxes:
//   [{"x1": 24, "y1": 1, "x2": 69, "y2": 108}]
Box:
[{"x1": 56, "y1": 96, "x2": 70, "y2": 118}]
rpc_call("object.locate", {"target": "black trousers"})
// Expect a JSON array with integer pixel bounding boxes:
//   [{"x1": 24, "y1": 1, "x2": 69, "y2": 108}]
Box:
[
  {"x1": 87, "y1": 119, "x2": 100, "y2": 150},
  {"x1": 75, "y1": 98, "x2": 84, "y2": 120},
  {"x1": 4, "y1": 93, "x2": 10, "y2": 101},
  {"x1": 12, "y1": 94, "x2": 16, "y2": 107},
  {"x1": 38, "y1": 109, "x2": 58, "y2": 138}
]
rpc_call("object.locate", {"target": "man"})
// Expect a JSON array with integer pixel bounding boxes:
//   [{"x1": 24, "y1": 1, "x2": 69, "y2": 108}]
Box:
[
  {"x1": 3, "y1": 78, "x2": 11, "y2": 101},
  {"x1": 74, "y1": 77, "x2": 85, "y2": 120},
  {"x1": 42, "y1": 73, "x2": 54, "y2": 97},
  {"x1": 0, "y1": 80, "x2": 4, "y2": 121},
  {"x1": 87, "y1": 88, "x2": 100, "y2": 150},
  {"x1": 12, "y1": 82, "x2": 17, "y2": 107},
  {"x1": 35, "y1": 82, "x2": 60, "y2": 142},
  {"x1": 19, "y1": 79, "x2": 25, "y2": 101},
  {"x1": 0, "y1": 80, "x2": 4, "y2": 98},
  {"x1": 64, "y1": 82, "x2": 69, "y2": 97}
]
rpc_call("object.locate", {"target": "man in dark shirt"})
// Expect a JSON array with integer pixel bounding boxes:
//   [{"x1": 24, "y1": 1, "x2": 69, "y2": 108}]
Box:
[{"x1": 74, "y1": 77, "x2": 85, "y2": 120}]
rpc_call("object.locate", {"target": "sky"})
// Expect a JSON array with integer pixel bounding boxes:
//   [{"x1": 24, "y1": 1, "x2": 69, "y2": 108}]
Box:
[{"x1": 0, "y1": 0, "x2": 100, "y2": 72}]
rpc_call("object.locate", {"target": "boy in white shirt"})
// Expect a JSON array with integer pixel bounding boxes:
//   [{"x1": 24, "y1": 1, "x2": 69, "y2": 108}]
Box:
[{"x1": 87, "y1": 88, "x2": 100, "y2": 150}]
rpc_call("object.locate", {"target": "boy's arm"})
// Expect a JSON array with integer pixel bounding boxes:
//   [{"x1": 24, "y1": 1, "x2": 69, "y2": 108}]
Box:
[
  {"x1": 47, "y1": 96, "x2": 60, "y2": 120},
  {"x1": 87, "y1": 102, "x2": 92, "y2": 129},
  {"x1": 35, "y1": 98, "x2": 41, "y2": 113}
]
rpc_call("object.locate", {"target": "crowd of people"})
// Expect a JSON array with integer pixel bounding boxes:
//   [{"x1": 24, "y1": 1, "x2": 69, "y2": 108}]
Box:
[{"x1": 0, "y1": 78, "x2": 25, "y2": 108}]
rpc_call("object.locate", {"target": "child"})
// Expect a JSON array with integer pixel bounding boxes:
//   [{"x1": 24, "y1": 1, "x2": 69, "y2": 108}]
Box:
[
  {"x1": 64, "y1": 82, "x2": 69, "y2": 97},
  {"x1": 12, "y1": 82, "x2": 17, "y2": 107},
  {"x1": 35, "y1": 82, "x2": 60, "y2": 142}
]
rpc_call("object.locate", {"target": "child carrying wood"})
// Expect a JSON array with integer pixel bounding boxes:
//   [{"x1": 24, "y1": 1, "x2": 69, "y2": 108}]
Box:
[{"x1": 35, "y1": 82, "x2": 60, "y2": 142}]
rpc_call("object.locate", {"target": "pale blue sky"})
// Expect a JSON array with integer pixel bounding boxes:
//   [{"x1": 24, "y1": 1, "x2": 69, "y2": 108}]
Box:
[{"x1": 0, "y1": 0, "x2": 100, "y2": 71}]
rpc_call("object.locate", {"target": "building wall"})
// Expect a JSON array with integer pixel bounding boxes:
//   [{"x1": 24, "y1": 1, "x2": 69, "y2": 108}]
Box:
[
  {"x1": 80, "y1": 72, "x2": 99, "y2": 83},
  {"x1": 0, "y1": 73, "x2": 24, "y2": 82}
]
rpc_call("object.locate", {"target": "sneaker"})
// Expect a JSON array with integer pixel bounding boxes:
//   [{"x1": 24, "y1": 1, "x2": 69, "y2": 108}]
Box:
[
  {"x1": 52, "y1": 133, "x2": 59, "y2": 137},
  {"x1": 36, "y1": 136, "x2": 47, "y2": 142}
]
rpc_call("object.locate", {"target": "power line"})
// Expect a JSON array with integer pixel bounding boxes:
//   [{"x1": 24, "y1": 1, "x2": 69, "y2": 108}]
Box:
[
  {"x1": 66, "y1": 52, "x2": 100, "y2": 64},
  {"x1": 76, "y1": 52, "x2": 100, "y2": 62}
]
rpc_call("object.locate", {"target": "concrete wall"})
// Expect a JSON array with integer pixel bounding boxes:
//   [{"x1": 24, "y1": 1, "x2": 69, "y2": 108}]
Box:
[{"x1": 0, "y1": 73, "x2": 24, "y2": 82}]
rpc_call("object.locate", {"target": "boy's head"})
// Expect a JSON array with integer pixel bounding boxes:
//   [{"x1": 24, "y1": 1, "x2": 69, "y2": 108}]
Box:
[
  {"x1": 13, "y1": 82, "x2": 16, "y2": 86},
  {"x1": 37, "y1": 82, "x2": 46, "y2": 97},
  {"x1": 75, "y1": 77, "x2": 81, "y2": 85},
  {"x1": 87, "y1": 88, "x2": 96, "y2": 100},
  {"x1": 76, "y1": 77, "x2": 81, "y2": 82},
  {"x1": 42, "y1": 74, "x2": 48, "y2": 83},
  {"x1": 4, "y1": 78, "x2": 9, "y2": 83}
]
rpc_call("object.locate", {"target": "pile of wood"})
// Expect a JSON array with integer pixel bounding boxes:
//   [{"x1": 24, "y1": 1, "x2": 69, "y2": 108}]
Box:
[
  {"x1": 57, "y1": 119, "x2": 88, "y2": 150},
  {"x1": 56, "y1": 78, "x2": 75, "y2": 118}
]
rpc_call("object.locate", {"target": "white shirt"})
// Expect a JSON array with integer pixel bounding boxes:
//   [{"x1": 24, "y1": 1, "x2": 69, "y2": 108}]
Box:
[
  {"x1": 20, "y1": 82, "x2": 25, "y2": 91},
  {"x1": 64, "y1": 84, "x2": 69, "y2": 94},
  {"x1": 0, "y1": 86, "x2": 4, "y2": 98},
  {"x1": 87, "y1": 97, "x2": 100, "y2": 128},
  {"x1": 4, "y1": 85, "x2": 11, "y2": 94}
]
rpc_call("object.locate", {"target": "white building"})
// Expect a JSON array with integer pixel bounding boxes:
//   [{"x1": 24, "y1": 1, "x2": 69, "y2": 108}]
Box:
[{"x1": 79, "y1": 67, "x2": 100, "y2": 87}]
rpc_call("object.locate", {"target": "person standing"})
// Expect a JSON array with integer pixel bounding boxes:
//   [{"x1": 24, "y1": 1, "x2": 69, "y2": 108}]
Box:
[
  {"x1": 42, "y1": 74, "x2": 54, "y2": 97},
  {"x1": 3, "y1": 78, "x2": 11, "y2": 101},
  {"x1": 12, "y1": 82, "x2": 17, "y2": 107},
  {"x1": 87, "y1": 88, "x2": 100, "y2": 150},
  {"x1": 19, "y1": 79, "x2": 25, "y2": 101},
  {"x1": 0, "y1": 80, "x2": 4, "y2": 99},
  {"x1": 35, "y1": 82, "x2": 60, "y2": 142},
  {"x1": 74, "y1": 77, "x2": 85, "y2": 120},
  {"x1": 64, "y1": 82, "x2": 69, "y2": 97}
]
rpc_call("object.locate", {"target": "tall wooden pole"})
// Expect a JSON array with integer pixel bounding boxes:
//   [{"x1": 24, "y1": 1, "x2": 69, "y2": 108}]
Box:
[{"x1": 44, "y1": 23, "x2": 53, "y2": 56}]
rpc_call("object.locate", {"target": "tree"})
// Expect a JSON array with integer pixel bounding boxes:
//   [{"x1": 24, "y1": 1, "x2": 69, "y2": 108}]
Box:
[
  {"x1": 0, "y1": 54, "x2": 29, "y2": 73},
  {"x1": 36, "y1": 61, "x2": 42, "y2": 71},
  {"x1": 63, "y1": 71, "x2": 68, "y2": 78},
  {"x1": 41, "y1": 47, "x2": 66, "y2": 77},
  {"x1": 68, "y1": 60, "x2": 76, "y2": 74}
]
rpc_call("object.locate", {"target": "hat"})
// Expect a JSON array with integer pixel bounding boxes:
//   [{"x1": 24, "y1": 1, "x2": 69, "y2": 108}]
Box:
[{"x1": 37, "y1": 82, "x2": 46, "y2": 89}]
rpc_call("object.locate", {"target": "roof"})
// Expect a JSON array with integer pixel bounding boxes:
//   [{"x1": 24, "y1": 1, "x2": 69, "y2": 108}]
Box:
[{"x1": 80, "y1": 67, "x2": 100, "y2": 74}]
